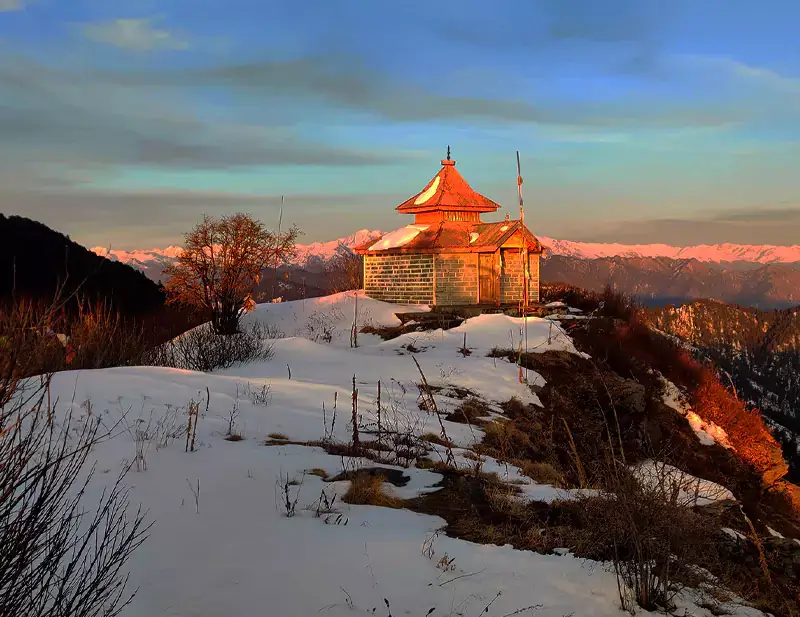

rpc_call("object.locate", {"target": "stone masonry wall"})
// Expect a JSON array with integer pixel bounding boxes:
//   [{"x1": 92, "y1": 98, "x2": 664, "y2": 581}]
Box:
[
  {"x1": 435, "y1": 253, "x2": 478, "y2": 305},
  {"x1": 363, "y1": 254, "x2": 434, "y2": 304},
  {"x1": 500, "y1": 250, "x2": 541, "y2": 303},
  {"x1": 500, "y1": 248, "x2": 524, "y2": 304},
  {"x1": 530, "y1": 254, "x2": 540, "y2": 302}
]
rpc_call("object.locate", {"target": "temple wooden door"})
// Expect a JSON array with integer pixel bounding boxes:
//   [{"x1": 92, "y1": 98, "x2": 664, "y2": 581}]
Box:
[{"x1": 478, "y1": 253, "x2": 498, "y2": 304}]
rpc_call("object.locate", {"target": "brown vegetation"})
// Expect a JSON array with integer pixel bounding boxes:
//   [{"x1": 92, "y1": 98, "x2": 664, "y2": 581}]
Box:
[
  {"x1": 342, "y1": 471, "x2": 402, "y2": 508},
  {"x1": 164, "y1": 213, "x2": 299, "y2": 335},
  {"x1": 1, "y1": 299, "x2": 150, "y2": 615}
]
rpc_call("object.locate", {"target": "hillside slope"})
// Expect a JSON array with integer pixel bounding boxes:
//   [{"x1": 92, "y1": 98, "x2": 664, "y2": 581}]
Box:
[
  {"x1": 542, "y1": 255, "x2": 800, "y2": 308},
  {"x1": 1, "y1": 214, "x2": 165, "y2": 315},
  {"x1": 646, "y1": 300, "x2": 800, "y2": 481},
  {"x1": 10, "y1": 293, "x2": 799, "y2": 617}
]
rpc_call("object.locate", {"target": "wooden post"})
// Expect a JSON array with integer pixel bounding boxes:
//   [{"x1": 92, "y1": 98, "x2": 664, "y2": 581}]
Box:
[
  {"x1": 351, "y1": 374, "x2": 359, "y2": 449},
  {"x1": 377, "y1": 380, "x2": 382, "y2": 450}
]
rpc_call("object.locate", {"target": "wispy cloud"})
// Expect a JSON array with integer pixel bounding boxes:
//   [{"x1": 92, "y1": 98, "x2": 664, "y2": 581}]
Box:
[
  {"x1": 0, "y1": 0, "x2": 26, "y2": 12},
  {"x1": 0, "y1": 57, "x2": 413, "y2": 194},
  {"x1": 0, "y1": 188, "x2": 407, "y2": 249},
  {"x1": 679, "y1": 55, "x2": 800, "y2": 95},
  {"x1": 105, "y1": 54, "x2": 745, "y2": 131},
  {"x1": 79, "y1": 18, "x2": 189, "y2": 52}
]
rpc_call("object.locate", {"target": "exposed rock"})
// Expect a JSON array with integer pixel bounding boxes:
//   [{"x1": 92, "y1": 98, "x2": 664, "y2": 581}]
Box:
[
  {"x1": 761, "y1": 536, "x2": 800, "y2": 583},
  {"x1": 776, "y1": 481, "x2": 800, "y2": 512},
  {"x1": 606, "y1": 378, "x2": 647, "y2": 415},
  {"x1": 762, "y1": 451, "x2": 790, "y2": 488}
]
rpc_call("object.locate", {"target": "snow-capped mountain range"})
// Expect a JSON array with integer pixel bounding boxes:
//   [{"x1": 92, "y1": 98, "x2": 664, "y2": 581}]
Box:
[
  {"x1": 539, "y1": 237, "x2": 800, "y2": 264},
  {"x1": 91, "y1": 229, "x2": 384, "y2": 280},
  {"x1": 92, "y1": 230, "x2": 800, "y2": 279}
]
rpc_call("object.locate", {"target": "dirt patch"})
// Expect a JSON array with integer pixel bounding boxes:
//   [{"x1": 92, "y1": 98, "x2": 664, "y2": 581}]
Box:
[
  {"x1": 444, "y1": 397, "x2": 492, "y2": 426},
  {"x1": 328, "y1": 466, "x2": 410, "y2": 487},
  {"x1": 361, "y1": 314, "x2": 464, "y2": 341}
]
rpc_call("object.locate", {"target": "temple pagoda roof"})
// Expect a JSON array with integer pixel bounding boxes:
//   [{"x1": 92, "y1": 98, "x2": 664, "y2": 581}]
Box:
[
  {"x1": 354, "y1": 220, "x2": 545, "y2": 255},
  {"x1": 396, "y1": 150, "x2": 501, "y2": 215}
]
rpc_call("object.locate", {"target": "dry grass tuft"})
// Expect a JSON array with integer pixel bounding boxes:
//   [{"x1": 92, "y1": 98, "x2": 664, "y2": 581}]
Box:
[
  {"x1": 519, "y1": 461, "x2": 564, "y2": 487},
  {"x1": 343, "y1": 473, "x2": 402, "y2": 509},
  {"x1": 445, "y1": 397, "x2": 491, "y2": 426},
  {"x1": 484, "y1": 483, "x2": 527, "y2": 517},
  {"x1": 267, "y1": 432, "x2": 288, "y2": 440},
  {"x1": 415, "y1": 458, "x2": 451, "y2": 472},
  {"x1": 418, "y1": 432, "x2": 453, "y2": 448},
  {"x1": 308, "y1": 468, "x2": 328, "y2": 479}
]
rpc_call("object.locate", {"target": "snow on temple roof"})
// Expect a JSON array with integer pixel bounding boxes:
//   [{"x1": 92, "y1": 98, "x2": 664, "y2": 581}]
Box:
[
  {"x1": 356, "y1": 220, "x2": 545, "y2": 255},
  {"x1": 396, "y1": 155, "x2": 501, "y2": 215},
  {"x1": 367, "y1": 225, "x2": 429, "y2": 251}
]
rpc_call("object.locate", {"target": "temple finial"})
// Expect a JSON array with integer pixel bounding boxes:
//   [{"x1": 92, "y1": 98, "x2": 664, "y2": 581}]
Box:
[{"x1": 446, "y1": 145, "x2": 451, "y2": 161}]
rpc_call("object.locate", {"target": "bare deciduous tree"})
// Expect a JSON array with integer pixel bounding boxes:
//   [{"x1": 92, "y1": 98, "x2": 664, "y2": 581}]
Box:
[{"x1": 165, "y1": 213, "x2": 300, "y2": 335}]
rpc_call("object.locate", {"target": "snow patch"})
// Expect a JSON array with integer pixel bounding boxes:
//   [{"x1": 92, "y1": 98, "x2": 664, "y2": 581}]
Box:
[
  {"x1": 633, "y1": 461, "x2": 735, "y2": 507},
  {"x1": 722, "y1": 527, "x2": 746, "y2": 540},
  {"x1": 413, "y1": 176, "x2": 440, "y2": 205},
  {"x1": 369, "y1": 225, "x2": 429, "y2": 251},
  {"x1": 661, "y1": 379, "x2": 734, "y2": 449}
]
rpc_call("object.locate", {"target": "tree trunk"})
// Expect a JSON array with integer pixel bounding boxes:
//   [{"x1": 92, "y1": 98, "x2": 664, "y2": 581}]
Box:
[
  {"x1": 210, "y1": 305, "x2": 240, "y2": 335},
  {"x1": 217, "y1": 311, "x2": 240, "y2": 335}
]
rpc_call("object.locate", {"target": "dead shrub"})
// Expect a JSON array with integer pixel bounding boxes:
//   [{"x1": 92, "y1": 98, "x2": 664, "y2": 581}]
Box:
[
  {"x1": 578, "y1": 462, "x2": 720, "y2": 613},
  {"x1": 1, "y1": 348, "x2": 150, "y2": 615},
  {"x1": 0, "y1": 297, "x2": 157, "y2": 381},
  {"x1": 150, "y1": 321, "x2": 276, "y2": 372},
  {"x1": 343, "y1": 473, "x2": 401, "y2": 509}
]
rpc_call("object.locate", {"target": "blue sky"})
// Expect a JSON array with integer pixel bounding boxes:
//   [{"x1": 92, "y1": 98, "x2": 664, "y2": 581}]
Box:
[{"x1": 1, "y1": 0, "x2": 799, "y2": 248}]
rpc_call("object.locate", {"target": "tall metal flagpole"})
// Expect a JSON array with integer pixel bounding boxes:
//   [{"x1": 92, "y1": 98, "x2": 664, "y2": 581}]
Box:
[
  {"x1": 516, "y1": 151, "x2": 526, "y2": 306},
  {"x1": 271, "y1": 196, "x2": 284, "y2": 301},
  {"x1": 517, "y1": 151, "x2": 529, "y2": 383}
]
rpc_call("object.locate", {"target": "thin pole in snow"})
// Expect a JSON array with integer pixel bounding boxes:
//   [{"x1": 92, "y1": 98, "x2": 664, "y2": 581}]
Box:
[
  {"x1": 271, "y1": 196, "x2": 284, "y2": 301},
  {"x1": 517, "y1": 151, "x2": 529, "y2": 382}
]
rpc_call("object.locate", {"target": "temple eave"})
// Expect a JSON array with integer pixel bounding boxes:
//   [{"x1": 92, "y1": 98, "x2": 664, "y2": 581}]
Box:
[{"x1": 396, "y1": 203, "x2": 500, "y2": 213}]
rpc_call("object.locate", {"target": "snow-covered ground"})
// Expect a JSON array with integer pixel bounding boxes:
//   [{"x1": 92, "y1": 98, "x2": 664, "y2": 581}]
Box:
[{"x1": 18, "y1": 293, "x2": 766, "y2": 617}]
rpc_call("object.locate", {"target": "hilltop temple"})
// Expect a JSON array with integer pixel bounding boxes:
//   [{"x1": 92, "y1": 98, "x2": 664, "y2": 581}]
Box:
[{"x1": 355, "y1": 151, "x2": 546, "y2": 306}]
